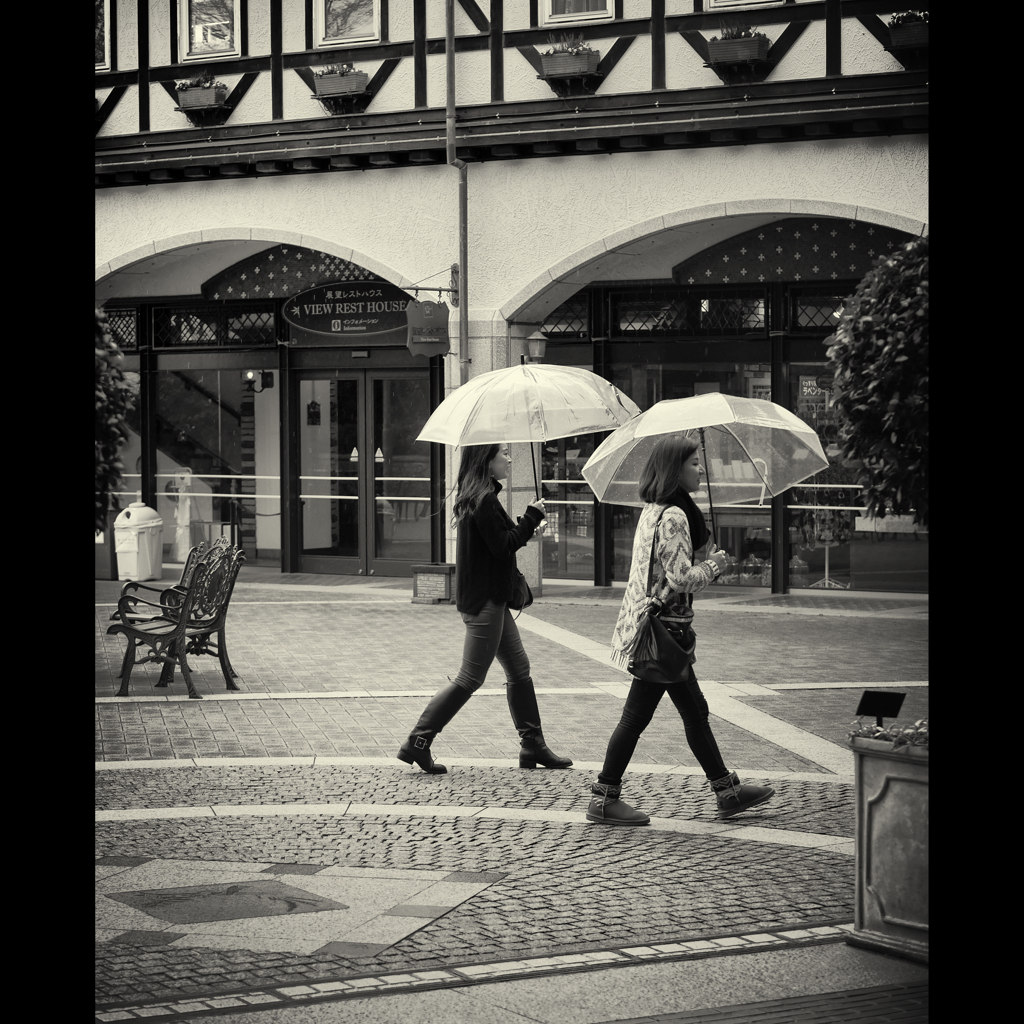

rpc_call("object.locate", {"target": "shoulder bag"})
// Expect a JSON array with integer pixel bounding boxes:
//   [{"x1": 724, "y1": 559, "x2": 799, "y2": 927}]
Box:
[
  {"x1": 623, "y1": 507, "x2": 696, "y2": 684},
  {"x1": 509, "y1": 570, "x2": 533, "y2": 613}
]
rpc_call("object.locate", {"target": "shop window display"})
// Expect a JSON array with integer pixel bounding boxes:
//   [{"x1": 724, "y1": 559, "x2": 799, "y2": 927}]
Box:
[
  {"x1": 154, "y1": 367, "x2": 281, "y2": 566},
  {"x1": 787, "y1": 364, "x2": 927, "y2": 592}
]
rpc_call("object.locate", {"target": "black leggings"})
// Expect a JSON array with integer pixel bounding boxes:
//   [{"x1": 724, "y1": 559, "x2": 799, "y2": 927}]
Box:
[{"x1": 597, "y1": 672, "x2": 728, "y2": 786}]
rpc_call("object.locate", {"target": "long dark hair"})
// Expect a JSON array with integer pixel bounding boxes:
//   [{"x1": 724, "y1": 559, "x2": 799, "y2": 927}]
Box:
[
  {"x1": 638, "y1": 434, "x2": 710, "y2": 551},
  {"x1": 452, "y1": 443, "x2": 500, "y2": 525}
]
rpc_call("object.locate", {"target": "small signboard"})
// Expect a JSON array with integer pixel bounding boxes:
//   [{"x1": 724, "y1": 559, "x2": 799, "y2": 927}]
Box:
[
  {"x1": 406, "y1": 299, "x2": 451, "y2": 358},
  {"x1": 283, "y1": 281, "x2": 411, "y2": 346}
]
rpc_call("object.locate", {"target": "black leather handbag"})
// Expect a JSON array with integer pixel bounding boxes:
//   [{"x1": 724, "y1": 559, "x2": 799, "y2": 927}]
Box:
[
  {"x1": 509, "y1": 570, "x2": 533, "y2": 612},
  {"x1": 624, "y1": 508, "x2": 696, "y2": 684}
]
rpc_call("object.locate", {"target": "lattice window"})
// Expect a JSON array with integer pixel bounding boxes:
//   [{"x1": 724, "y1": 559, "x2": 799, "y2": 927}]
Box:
[
  {"x1": 700, "y1": 295, "x2": 765, "y2": 332},
  {"x1": 105, "y1": 308, "x2": 138, "y2": 350},
  {"x1": 203, "y1": 245, "x2": 388, "y2": 301},
  {"x1": 153, "y1": 303, "x2": 276, "y2": 348},
  {"x1": 616, "y1": 298, "x2": 693, "y2": 334},
  {"x1": 542, "y1": 295, "x2": 589, "y2": 336},
  {"x1": 793, "y1": 293, "x2": 847, "y2": 331}
]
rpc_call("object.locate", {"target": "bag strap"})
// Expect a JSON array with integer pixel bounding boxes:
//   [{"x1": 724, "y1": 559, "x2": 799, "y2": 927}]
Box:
[{"x1": 645, "y1": 506, "x2": 670, "y2": 601}]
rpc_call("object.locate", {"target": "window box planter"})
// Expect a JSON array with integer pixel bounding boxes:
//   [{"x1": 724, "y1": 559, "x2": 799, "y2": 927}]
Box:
[
  {"x1": 313, "y1": 71, "x2": 369, "y2": 97},
  {"x1": 707, "y1": 37, "x2": 771, "y2": 64},
  {"x1": 540, "y1": 52, "x2": 600, "y2": 78},
  {"x1": 847, "y1": 736, "x2": 928, "y2": 964},
  {"x1": 176, "y1": 86, "x2": 228, "y2": 110},
  {"x1": 889, "y1": 23, "x2": 929, "y2": 49}
]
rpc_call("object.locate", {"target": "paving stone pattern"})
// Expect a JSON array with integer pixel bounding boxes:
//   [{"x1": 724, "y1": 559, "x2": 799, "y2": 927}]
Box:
[
  {"x1": 96, "y1": 811, "x2": 854, "y2": 1006},
  {"x1": 95, "y1": 693, "x2": 828, "y2": 772},
  {"x1": 95, "y1": 764, "x2": 854, "y2": 837},
  {"x1": 523, "y1": 605, "x2": 928, "y2": 685},
  {"x1": 600, "y1": 982, "x2": 928, "y2": 1024}
]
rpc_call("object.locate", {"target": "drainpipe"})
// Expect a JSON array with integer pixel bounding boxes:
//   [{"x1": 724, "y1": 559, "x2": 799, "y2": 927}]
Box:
[{"x1": 446, "y1": 0, "x2": 469, "y2": 386}]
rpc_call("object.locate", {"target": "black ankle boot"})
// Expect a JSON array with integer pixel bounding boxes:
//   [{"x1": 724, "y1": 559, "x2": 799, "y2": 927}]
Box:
[
  {"x1": 396, "y1": 681, "x2": 473, "y2": 774},
  {"x1": 506, "y1": 679, "x2": 572, "y2": 769},
  {"x1": 519, "y1": 731, "x2": 573, "y2": 769},
  {"x1": 397, "y1": 735, "x2": 447, "y2": 774}
]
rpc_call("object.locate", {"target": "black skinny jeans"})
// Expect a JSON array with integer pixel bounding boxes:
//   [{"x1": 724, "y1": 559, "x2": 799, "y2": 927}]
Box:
[
  {"x1": 451, "y1": 599, "x2": 531, "y2": 692},
  {"x1": 598, "y1": 671, "x2": 729, "y2": 787}
]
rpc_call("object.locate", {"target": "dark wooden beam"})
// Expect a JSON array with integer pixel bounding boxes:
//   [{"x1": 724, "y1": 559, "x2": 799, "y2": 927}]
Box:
[
  {"x1": 457, "y1": 0, "x2": 489, "y2": 33},
  {"x1": 825, "y1": 0, "x2": 842, "y2": 77},
  {"x1": 95, "y1": 85, "x2": 128, "y2": 136},
  {"x1": 271, "y1": 0, "x2": 283, "y2": 120},
  {"x1": 490, "y1": 0, "x2": 503, "y2": 102},
  {"x1": 652, "y1": 0, "x2": 666, "y2": 91},
  {"x1": 414, "y1": 0, "x2": 427, "y2": 108}
]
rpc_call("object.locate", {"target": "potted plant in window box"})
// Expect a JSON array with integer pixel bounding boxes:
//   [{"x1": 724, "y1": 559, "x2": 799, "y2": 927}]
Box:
[
  {"x1": 707, "y1": 25, "x2": 772, "y2": 64},
  {"x1": 540, "y1": 34, "x2": 601, "y2": 78},
  {"x1": 888, "y1": 11, "x2": 929, "y2": 49},
  {"x1": 175, "y1": 72, "x2": 229, "y2": 110},
  {"x1": 847, "y1": 718, "x2": 928, "y2": 964},
  {"x1": 312, "y1": 63, "x2": 369, "y2": 97}
]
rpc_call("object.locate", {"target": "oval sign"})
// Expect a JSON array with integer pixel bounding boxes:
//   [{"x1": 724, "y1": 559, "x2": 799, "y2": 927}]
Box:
[
  {"x1": 815, "y1": 372, "x2": 835, "y2": 391},
  {"x1": 283, "y1": 281, "x2": 410, "y2": 340}
]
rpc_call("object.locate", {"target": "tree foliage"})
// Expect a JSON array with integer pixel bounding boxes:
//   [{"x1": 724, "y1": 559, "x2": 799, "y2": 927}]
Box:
[
  {"x1": 95, "y1": 309, "x2": 134, "y2": 533},
  {"x1": 826, "y1": 236, "x2": 928, "y2": 528}
]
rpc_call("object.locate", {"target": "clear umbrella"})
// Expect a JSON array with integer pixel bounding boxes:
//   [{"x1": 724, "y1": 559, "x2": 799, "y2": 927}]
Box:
[
  {"x1": 417, "y1": 363, "x2": 641, "y2": 493},
  {"x1": 581, "y1": 394, "x2": 828, "y2": 538}
]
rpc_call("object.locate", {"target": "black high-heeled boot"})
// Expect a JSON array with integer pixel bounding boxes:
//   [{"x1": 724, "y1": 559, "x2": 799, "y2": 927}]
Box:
[
  {"x1": 506, "y1": 679, "x2": 573, "y2": 769},
  {"x1": 397, "y1": 681, "x2": 473, "y2": 774}
]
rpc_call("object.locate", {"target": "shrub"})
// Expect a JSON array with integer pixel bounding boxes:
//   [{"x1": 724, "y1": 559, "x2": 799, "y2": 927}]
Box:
[
  {"x1": 825, "y1": 236, "x2": 928, "y2": 528},
  {"x1": 95, "y1": 308, "x2": 134, "y2": 532}
]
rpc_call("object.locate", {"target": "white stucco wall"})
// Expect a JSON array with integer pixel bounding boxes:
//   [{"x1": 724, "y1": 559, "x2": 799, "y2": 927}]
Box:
[{"x1": 97, "y1": 133, "x2": 928, "y2": 316}]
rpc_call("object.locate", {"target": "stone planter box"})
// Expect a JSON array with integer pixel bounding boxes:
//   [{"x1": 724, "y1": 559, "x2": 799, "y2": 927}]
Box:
[
  {"x1": 707, "y1": 37, "x2": 771, "y2": 63},
  {"x1": 540, "y1": 52, "x2": 600, "y2": 77},
  {"x1": 314, "y1": 71, "x2": 369, "y2": 97},
  {"x1": 176, "y1": 87, "x2": 228, "y2": 110},
  {"x1": 412, "y1": 563, "x2": 456, "y2": 605},
  {"x1": 848, "y1": 737, "x2": 929, "y2": 964},
  {"x1": 889, "y1": 23, "x2": 929, "y2": 49}
]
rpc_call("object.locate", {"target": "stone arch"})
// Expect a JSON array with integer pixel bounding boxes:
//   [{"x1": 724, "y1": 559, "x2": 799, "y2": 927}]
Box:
[
  {"x1": 500, "y1": 199, "x2": 928, "y2": 323},
  {"x1": 95, "y1": 227, "x2": 411, "y2": 289}
]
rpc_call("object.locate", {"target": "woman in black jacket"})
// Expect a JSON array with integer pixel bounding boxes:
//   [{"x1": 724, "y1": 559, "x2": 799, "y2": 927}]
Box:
[{"x1": 397, "y1": 442, "x2": 573, "y2": 775}]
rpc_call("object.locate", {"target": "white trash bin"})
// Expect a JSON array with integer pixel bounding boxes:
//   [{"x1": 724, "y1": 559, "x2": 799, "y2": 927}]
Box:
[{"x1": 114, "y1": 501, "x2": 164, "y2": 582}]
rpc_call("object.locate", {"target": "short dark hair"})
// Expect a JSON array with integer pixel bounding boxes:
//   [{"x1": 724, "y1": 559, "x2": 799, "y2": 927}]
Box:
[{"x1": 638, "y1": 434, "x2": 700, "y2": 504}]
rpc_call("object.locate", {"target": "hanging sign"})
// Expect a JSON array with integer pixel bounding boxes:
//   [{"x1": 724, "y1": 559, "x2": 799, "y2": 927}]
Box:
[
  {"x1": 406, "y1": 299, "x2": 451, "y2": 358},
  {"x1": 283, "y1": 281, "x2": 411, "y2": 346}
]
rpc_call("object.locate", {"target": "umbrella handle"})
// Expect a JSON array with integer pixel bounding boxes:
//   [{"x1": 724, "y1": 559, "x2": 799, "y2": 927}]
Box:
[
  {"x1": 531, "y1": 443, "x2": 540, "y2": 500},
  {"x1": 699, "y1": 428, "x2": 717, "y2": 547}
]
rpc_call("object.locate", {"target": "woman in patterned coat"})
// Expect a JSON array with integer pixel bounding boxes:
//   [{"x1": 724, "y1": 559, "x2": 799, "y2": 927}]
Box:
[{"x1": 586, "y1": 434, "x2": 775, "y2": 825}]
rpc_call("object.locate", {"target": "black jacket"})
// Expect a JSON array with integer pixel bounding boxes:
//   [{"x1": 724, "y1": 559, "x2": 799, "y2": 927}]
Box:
[{"x1": 455, "y1": 481, "x2": 543, "y2": 614}]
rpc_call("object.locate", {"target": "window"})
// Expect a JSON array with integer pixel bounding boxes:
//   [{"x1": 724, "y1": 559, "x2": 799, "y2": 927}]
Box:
[
  {"x1": 95, "y1": 0, "x2": 110, "y2": 70},
  {"x1": 706, "y1": 0, "x2": 785, "y2": 10},
  {"x1": 179, "y1": 0, "x2": 240, "y2": 61},
  {"x1": 544, "y1": 1, "x2": 611, "y2": 27},
  {"x1": 315, "y1": 0, "x2": 380, "y2": 47}
]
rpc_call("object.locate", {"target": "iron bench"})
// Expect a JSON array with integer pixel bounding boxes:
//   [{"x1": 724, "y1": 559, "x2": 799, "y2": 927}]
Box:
[{"x1": 107, "y1": 543, "x2": 245, "y2": 699}]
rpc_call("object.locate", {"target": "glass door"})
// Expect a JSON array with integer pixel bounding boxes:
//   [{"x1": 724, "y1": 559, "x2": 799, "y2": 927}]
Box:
[
  {"x1": 299, "y1": 375, "x2": 363, "y2": 574},
  {"x1": 297, "y1": 371, "x2": 431, "y2": 576}
]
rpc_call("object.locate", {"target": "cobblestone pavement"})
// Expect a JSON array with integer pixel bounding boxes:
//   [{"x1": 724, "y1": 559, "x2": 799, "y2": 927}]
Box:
[{"x1": 95, "y1": 572, "x2": 927, "y2": 1022}]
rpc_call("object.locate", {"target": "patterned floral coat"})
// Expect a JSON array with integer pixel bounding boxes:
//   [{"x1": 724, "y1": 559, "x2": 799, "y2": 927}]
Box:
[{"x1": 610, "y1": 503, "x2": 719, "y2": 669}]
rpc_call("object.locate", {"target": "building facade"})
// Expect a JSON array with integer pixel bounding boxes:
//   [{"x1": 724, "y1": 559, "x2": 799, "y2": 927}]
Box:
[{"x1": 96, "y1": 1, "x2": 929, "y2": 593}]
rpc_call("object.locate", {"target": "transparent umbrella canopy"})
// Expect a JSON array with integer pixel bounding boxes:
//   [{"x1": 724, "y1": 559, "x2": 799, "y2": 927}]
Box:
[
  {"x1": 581, "y1": 394, "x2": 829, "y2": 513},
  {"x1": 417, "y1": 363, "x2": 641, "y2": 493}
]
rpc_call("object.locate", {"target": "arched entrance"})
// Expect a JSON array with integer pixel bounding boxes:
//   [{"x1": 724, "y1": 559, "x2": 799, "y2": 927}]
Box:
[
  {"x1": 97, "y1": 240, "x2": 442, "y2": 577},
  {"x1": 503, "y1": 211, "x2": 927, "y2": 593}
]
